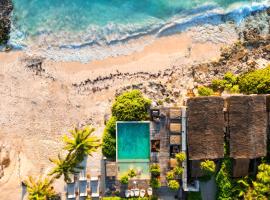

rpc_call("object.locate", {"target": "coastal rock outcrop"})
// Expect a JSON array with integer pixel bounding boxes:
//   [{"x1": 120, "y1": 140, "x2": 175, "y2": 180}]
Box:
[{"x1": 0, "y1": 0, "x2": 13, "y2": 45}]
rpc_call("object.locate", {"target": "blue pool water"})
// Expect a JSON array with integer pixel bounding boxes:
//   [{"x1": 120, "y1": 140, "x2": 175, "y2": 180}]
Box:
[{"x1": 10, "y1": 0, "x2": 270, "y2": 61}]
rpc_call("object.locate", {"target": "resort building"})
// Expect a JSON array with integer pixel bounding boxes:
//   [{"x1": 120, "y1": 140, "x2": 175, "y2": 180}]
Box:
[{"x1": 104, "y1": 95, "x2": 270, "y2": 199}]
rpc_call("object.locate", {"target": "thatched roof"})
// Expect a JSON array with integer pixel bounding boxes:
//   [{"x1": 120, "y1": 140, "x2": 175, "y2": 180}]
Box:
[
  {"x1": 232, "y1": 159, "x2": 250, "y2": 178},
  {"x1": 227, "y1": 95, "x2": 268, "y2": 159},
  {"x1": 187, "y1": 97, "x2": 225, "y2": 160}
]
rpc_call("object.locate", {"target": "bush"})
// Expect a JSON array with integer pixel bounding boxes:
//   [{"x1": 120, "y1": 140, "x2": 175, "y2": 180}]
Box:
[
  {"x1": 128, "y1": 169, "x2": 137, "y2": 178},
  {"x1": 150, "y1": 164, "x2": 160, "y2": 177},
  {"x1": 150, "y1": 177, "x2": 161, "y2": 189},
  {"x1": 197, "y1": 86, "x2": 214, "y2": 96},
  {"x1": 168, "y1": 180, "x2": 180, "y2": 191},
  {"x1": 173, "y1": 166, "x2": 183, "y2": 176},
  {"x1": 120, "y1": 175, "x2": 129, "y2": 185},
  {"x1": 175, "y1": 152, "x2": 186, "y2": 163},
  {"x1": 106, "y1": 117, "x2": 117, "y2": 136},
  {"x1": 200, "y1": 160, "x2": 216, "y2": 181},
  {"x1": 238, "y1": 66, "x2": 270, "y2": 94},
  {"x1": 112, "y1": 90, "x2": 151, "y2": 121},
  {"x1": 102, "y1": 197, "x2": 121, "y2": 200},
  {"x1": 102, "y1": 130, "x2": 116, "y2": 158},
  {"x1": 187, "y1": 192, "x2": 202, "y2": 200},
  {"x1": 166, "y1": 170, "x2": 175, "y2": 181}
]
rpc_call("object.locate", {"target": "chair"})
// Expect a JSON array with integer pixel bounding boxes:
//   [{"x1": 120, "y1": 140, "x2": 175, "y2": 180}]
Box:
[
  {"x1": 140, "y1": 189, "x2": 146, "y2": 197},
  {"x1": 134, "y1": 188, "x2": 140, "y2": 197},
  {"x1": 79, "y1": 180, "x2": 87, "y2": 197},
  {"x1": 67, "y1": 183, "x2": 76, "y2": 199},
  {"x1": 125, "y1": 190, "x2": 131, "y2": 198},
  {"x1": 147, "y1": 187, "x2": 153, "y2": 196},
  {"x1": 90, "y1": 177, "x2": 100, "y2": 198}
]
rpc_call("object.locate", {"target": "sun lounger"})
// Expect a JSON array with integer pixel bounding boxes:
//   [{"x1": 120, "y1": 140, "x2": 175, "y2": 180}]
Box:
[
  {"x1": 130, "y1": 190, "x2": 135, "y2": 197},
  {"x1": 79, "y1": 180, "x2": 87, "y2": 197},
  {"x1": 134, "y1": 188, "x2": 140, "y2": 197},
  {"x1": 90, "y1": 177, "x2": 100, "y2": 198},
  {"x1": 147, "y1": 187, "x2": 153, "y2": 196},
  {"x1": 125, "y1": 190, "x2": 131, "y2": 198},
  {"x1": 67, "y1": 183, "x2": 76, "y2": 199},
  {"x1": 140, "y1": 189, "x2": 146, "y2": 197}
]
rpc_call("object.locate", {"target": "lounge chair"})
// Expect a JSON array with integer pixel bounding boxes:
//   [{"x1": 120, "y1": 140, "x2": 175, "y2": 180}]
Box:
[
  {"x1": 140, "y1": 189, "x2": 146, "y2": 197},
  {"x1": 125, "y1": 190, "x2": 130, "y2": 198},
  {"x1": 147, "y1": 187, "x2": 153, "y2": 196},
  {"x1": 134, "y1": 188, "x2": 140, "y2": 197},
  {"x1": 90, "y1": 177, "x2": 100, "y2": 198},
  {"x1": 67, "y1": 183, "x2": 76, "y2": 199},
  {"x1": 79, "y1": 180, "x2": 87, "y2": 197},
  {"x1": 130, "y1": 190, "x2": 135, "y2": 197}
]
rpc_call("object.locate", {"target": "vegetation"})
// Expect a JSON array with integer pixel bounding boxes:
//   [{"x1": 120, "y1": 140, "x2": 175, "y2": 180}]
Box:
[
  {"x1": 127, "y1": 169, "x2": 137, "y2": 178},
  {"x1": 120, "y1": 175, "x2": 129, "y2": 184},
  {"x1": 175, "y1": 152, "x2": 186, "y2": 163},
  {"x1": 197, "y1": 86, "x2": 214, "y2": 96},
  {"x1": 173, "y1": 166, "x2": 183, "y2": 176},
  {"x1": 50, "y1": 126, "x2": 100, "y2": 183},
  {"x1": 150, "y1": 177, "x2": 161, "y2": 189},
  {"x1": 102, "y1": 90, "x2": 151, "y2": 159},
  {"x1": 49, "y1": 154, "x2": 81, "y2": 183},
  {"x1": 111, "y1": 90, "x2": 151, "y2": 121},
  {"x1": 24, "y1": 176, "x2": 57, "y2": 200},
  {"x1": 150, "y1": 164, "x2": 161, "y2": 177},
  {"x1": 207, "y1": 65, "x2": 270, "y2": 95},
  {"x1": 102, "y1": 197, "x2": 155, "y2": 200},
  {"x1": 62, "y1": 126, "x2": 100, "y2": 162},
  {"x1": 187, "y1": 192, "x2": 202, "y2": 200},
  {"x1": 168, "y1": 180, "x2": 180, "y2": 191},
  {"x1": 200, "y1": 160, "x2": 216, "y2": 181},
  {"x1": 166, "y1": 170, "x2": 175, "y2": 180}
]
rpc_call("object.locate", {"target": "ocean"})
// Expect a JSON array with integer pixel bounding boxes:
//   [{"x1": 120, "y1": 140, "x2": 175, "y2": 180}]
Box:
[{"x1": 10, "y1": 0, "x2": 270, "y2": 62}]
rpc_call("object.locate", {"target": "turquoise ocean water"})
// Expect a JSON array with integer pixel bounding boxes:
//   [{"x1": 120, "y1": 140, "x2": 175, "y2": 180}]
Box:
[{"x1": 10, "y1": 0, "x2": 270, "y2": 61}]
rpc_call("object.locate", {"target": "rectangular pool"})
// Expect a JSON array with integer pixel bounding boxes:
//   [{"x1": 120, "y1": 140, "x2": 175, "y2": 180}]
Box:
[{"x1": 116, "y1": 122, "x2": 150, "y2": 179}]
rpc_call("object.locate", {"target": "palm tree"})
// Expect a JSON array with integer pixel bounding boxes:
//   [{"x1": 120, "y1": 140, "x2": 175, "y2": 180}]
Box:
[
  {"x1": 62, "y1": 126, "x2": 100, "y2": 162},
  {"x1": 24, "y1": 176, "x2": 57, "y2": 200},
  {"x1": 49, "y1": 154, "x2": 81, "y2": 183}
]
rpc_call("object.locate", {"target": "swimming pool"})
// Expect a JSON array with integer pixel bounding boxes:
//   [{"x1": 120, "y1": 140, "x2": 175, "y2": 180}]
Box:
[{"x1": 116, "y1": 122, "x2": 150, "y2": 179}]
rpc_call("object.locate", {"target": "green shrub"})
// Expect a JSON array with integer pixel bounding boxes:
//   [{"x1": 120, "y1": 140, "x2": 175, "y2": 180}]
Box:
[
  {"x1": 200, "y1": 160, "x2": 216, "y2": 181},
  {"x1": 120, "y1": 175, "x2": 129, "y2": 185},
  {"x1": 150, "y1": 177, "x2": 161, "y2": 189},
  {"x1": 150, "y1": 164, "x2": 160, "y2": 177},
  {"x1": 168, "y1": 180, "x2": 180, "y2": 191},
  {"x1": 105, "y1": 117, "x2": 117, "y2": 135},
  {"x1": 175, "y1": 152, "x2": 186, "y2": 163},
  {"x1": 173, "y1": 166, "x2": 183, "y2": 176},
  {"x1": 197, "y1": 86, "x2": 214, "y2": 96},
  {"x1": 102, "y1": 197, "x2": 121, "y2": 200},
  {"x1": 128, "y1": 169, "x2": 137, "y2": 178},
  {"x1": 187, "y1": 192, "x2": 202, "y2": 200},
  {"x1": 238, "y1": 66, "x2": 270, "y2": 94},
  {"x1": 112, "y1": 90, "x2": 151, "y2": 121},
  {"x1": 166, "y1": 170, "x2": 175, "y2": 181},
  {"x1": 102, "y1": 130, "x2": 116, "y2": 158},
  {"x1": 211, "y1": 79, "x2": 226, "y2": 91}
]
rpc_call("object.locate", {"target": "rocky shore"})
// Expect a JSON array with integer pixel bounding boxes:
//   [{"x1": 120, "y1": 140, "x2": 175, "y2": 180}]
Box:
[{"x1": 0, "y1": 0, "x2": 12, "y2": 45}]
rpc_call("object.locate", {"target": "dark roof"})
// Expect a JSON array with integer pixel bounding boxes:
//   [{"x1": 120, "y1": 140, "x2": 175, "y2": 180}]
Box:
[
  {"x1": 187, "y1": 97, "x2": 225, "y2": 160},
  {"x1": 227, "y1": 95, "x2": 268, "y2": 159}
]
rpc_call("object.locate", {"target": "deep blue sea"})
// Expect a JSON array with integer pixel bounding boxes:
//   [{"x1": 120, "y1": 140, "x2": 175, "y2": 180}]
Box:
[{"x1": 10, "y1": 0, "x2": 270, "y2": 61}]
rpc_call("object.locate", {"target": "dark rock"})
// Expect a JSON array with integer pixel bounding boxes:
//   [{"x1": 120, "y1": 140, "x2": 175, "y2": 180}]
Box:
[{"x1": 0, "y1": 0, "x2": 13, "y2": 45}]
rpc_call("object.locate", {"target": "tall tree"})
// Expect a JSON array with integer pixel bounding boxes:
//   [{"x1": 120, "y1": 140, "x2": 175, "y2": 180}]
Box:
[{"x1": 62, "y1": 126, "x2": 100, "y2": 162}]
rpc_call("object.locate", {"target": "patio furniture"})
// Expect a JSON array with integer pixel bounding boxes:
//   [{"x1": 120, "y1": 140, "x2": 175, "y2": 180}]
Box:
[
  {"x1": 130, "y1": 190, "x2": 135, "y2": 197},
  {"x1": 125, "y1": 190, "x2": 130, "y2": 198},
  {"x1": 147, "y1": 187, "x2": 153, "y2": 196},
  {"x1": 67, "y1": 183, "x2": 76, "y2": 199},
  {"x1": 79, "y1": 180, "x2": 87, "y2": 197},
  {"x1": 134, "y1": 188, "x2": 140, "y2": 197},
  {"x1": 90, "y1": 177, "x2": 100, "y2": 198},
  {"x1": 140, "y1": 189, "x2": 146, "y2": 197}
]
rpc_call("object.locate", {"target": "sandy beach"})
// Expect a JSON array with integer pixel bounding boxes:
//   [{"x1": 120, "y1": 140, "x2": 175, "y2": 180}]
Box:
[{"x1": 0, "y1": 21, "x2": 253, "y2": 199}]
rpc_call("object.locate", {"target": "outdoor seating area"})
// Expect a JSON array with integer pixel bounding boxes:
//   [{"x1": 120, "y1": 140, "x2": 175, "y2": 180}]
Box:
[
  {"x1": 124, "y1": 187, "x2": 152, "y2": 198},
  {"x1": 66, "y1": 172, "x2": 100, "y2": 199}
]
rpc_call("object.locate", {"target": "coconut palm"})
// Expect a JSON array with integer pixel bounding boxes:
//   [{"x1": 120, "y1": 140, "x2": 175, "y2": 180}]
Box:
[
  {"x1": 49, "y1": 154, "x2": 81, "y2": 183},
  {"x1": 24, "y1": 176, "x2": 57, "y2": 200},
  {"x1": 62, "y1": 126, "x2": 100, "y2": 162}
]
